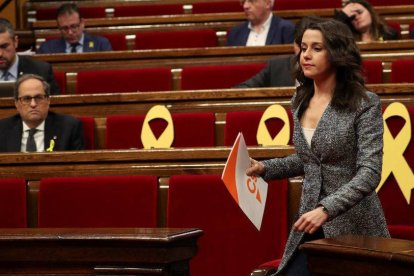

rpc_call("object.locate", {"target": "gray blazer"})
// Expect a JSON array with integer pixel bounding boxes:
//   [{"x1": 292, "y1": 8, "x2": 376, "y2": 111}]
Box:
[{"x1": 262, "y1": 91, "x2": 390, "y2": 273}]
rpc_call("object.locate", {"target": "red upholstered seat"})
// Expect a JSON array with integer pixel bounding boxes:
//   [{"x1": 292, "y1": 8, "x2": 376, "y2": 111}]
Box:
[
  {"x1": 36, "y1": 7, "x2": 106, "y2": 20},
  {"x1": 224, "y1": 109, "x2": 293, "y2": 146},
  {"x1": 386, "y1": 21, "x2": 402, "y2": 39},
  {"x1": 369, "y1": 0, "x2": 414, "y2": 5},
  {"x1": 38, "y1": 175, "x2": 158, "y2": 227},
  {"x1": 167, "y1": 175, "x2": 288, "y2": 276},
  {"x1": 362, "y1": 60, "x2": 383, "y2": 84},
  {"x1": 101, "y1": 33, "x2": 127, "y2": 51},
  {"x1": 378, "y1": 105, "x2": 414, "y2": 239},
  {"x1": 53, "y1": 71, "x2": 66, "y2": 94},
  {"x1": 78, "y1": 116, "x2": 95, "y2": 150},
  {"x1": 76, "y1": 68, "x2": 171, "y2": 94},
  {"x1": 192, "y1": 1, "x2": 242, "y2": 13},
  {"x1": 106, "y1": 112, "x2": 216, "y2": 149},
  {"x1": 181, "y1": 63, "x2": 265, "y2": 90},
  {"x1": 274, "y1": 0, "x2": 342, "y2": 10},
  {"x1": 114, "y1": 4, "x2": 184, "y2": 17},
  {"x1": 0, "y1": 178, "x2": 27, "y2": 228},
  {"x1": 391, "y1": 59, "x2": 414, "y2": 83},
  {"x1": 134, "y1": 29, "x2": 218, "y2": 50}
]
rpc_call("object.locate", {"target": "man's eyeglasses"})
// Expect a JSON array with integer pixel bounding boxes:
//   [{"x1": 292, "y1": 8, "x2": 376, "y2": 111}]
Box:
[
  {"x1": 18, "y1": 95, "x2": 49, "y2": 105},
  {"x1": 58, "y1": 23, "x2": 81, "y2": 32}
]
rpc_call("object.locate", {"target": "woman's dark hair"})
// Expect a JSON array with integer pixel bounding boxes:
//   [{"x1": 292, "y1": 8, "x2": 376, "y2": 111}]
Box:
[
  {"x1": 344, "y1": 0, "x2": 392, "y2": 41},
  {"x1": 293, "y1": 19, "x2": 367, "y2": 114}
]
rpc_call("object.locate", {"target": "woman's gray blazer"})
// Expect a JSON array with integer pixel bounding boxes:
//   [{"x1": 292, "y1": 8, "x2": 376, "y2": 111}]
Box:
[{"x1": 262, "y1": 91, "x2": 390, "y2": 274}]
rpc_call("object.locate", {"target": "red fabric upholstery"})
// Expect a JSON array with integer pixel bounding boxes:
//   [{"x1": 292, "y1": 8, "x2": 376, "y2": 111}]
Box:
[
  {"x1": 378, "y1": 106, "x2": 414, "y2": 232},
  {"x1": 274, "y1": 0, "x2": 342, "y2": 10},
  {"x1": 101, "y1": 33, "x2": 127, "y2": 51},
  {"x1": 409, "y1": 22, "x2": 414, "y2": 35},
  {"x1": 36, "y1": 7, "x2": 106, "y2": 20},
  {"x1": 167, "y1": 175, "x2": 288, "y2": 276},
  {"x1": 362, "y1": 60, "x2": 383, "y2": 84},
  {"x1": 258, "y1": 258, "x2": 282, "y2": 269},
  {"x1": 78, "y1": 116, "x2": 95, "y2": 150},
  {"x1": 38, "y1": 175, "x2": 158, "y2": 227},
  {"x1": 76, "y1": 68, "x2": 171, "y2": 94},
  {"x1": 224, "y1": 109, "x2": 293, "y2": 146},
  {"x1": 391, "y1": 59, "x2": 414, "y2": 83},
  {"x1": 388, "y1": 225, "x2": 414, "y2": 240},
  {"x1": 0, "y1": 178, "x2": 27, "y2": 228},
  {"x1": 114, "y1": 4, "x2": 184, "y2": 17},
  {"x1": 369, "y1": 0, "x2": 414, "y2": 6},
  {"x1": 106, "y1": 112, "x2": 216, "y2": 149},
  {"x1": 135, "y1": 29, "x2": 218, "y2": 50},
  {"x1": 181, "y1": 63, "x2": 265, "y2": 90},
  {"x1": 192, "y1": 1, "x2": 242, "y2": 13},
  {"x1": 386, "y1": 21, "x2": 402, "y2": 39},
  {"x1": 53, "y1": 71, "x2": 66, "y2": 94}
]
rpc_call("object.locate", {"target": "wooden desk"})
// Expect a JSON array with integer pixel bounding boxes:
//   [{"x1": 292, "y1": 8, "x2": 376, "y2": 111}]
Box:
[
  {"x1": 300, "y1": 235, "x2": 414, "y2": 276},
  {"x1": 0, "y1": 227, "x2": 203, "y2": 275}
]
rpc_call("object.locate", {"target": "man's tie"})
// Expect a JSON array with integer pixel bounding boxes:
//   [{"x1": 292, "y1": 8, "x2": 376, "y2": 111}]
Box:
[
  {"x1": 26, "y1": 128, "x2": 38, "y2": 152},
  {"x1": 70, "y1": 43, "x2": 79, "y2": 53},
  {"x1": 1, "y1": 71, "x2": 10, "y2": 81}
]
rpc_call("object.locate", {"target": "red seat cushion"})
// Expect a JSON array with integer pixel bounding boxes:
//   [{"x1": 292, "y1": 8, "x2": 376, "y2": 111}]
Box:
[
  {"x1": 274, "y1": 0, "x2": 342, "y2": 10},
  {"x1": 192, "y1": 1, "x2": 242, "y2": 13},
  {"x1": 38, "y1": 175, "x2": 158, "y2": 227},
  {"x1": 181, "y1": 63, "x2": 265, "y2": 90},
  {"x1": 36, "y1": 7, "x2": 106, "y2": 20},
  {"x1": 391, "y1": 59, "x2": 414, "y2": 83},
  {"x1": 167, "y1": 175, "x2": 288, "y2": 276},
  {"x1": 114, "y1": 4, "x2": 184, "y2": 17},
  {"x1": 388, "y1": 225, "x2": 414, "y2": 240},
  {"x1": 78, "y1": 116, "x2": 95, "y2": 150},
  {"x1": 362, "y1": 60, "x2": 383, "y2": 84},
  {"x1": 53, "y1": 71, "x2": 66, "y2": 94},
  {"x1": 76, "y1": 68, "x2": 171, "y2": 94},
  {"x1": 0, "y1": 178, "x2": 27, "y2": 228},
  {"x1": 135, "y1": 29, "x2": 218, "y2": 50},
  {"x1": 101, "y1": 33, "x2": 127, "y2": 51}
]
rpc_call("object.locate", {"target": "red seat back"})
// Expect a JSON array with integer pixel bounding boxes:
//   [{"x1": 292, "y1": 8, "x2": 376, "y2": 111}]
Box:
[
  {"x1": 391, "y1": 59, "x2": 414, "y2": 83},
  {"x1": 76, "y1": 68, "x2": 171, "y2": 94},
  {"x1": 78, "y1": 116, "x2": 95, "y2": 150},
  {"x1": 38, "y1": 175, "x2": 158, "y2": 227},
  {"x1": 167, "y1": 175, "x2": 288, "y2": 276},
  {"x1": 274, "y1": 0, "x2": 342, "y2": 10},
  {"x1": 192, "y1": 1, "x2": 242, "y2": 13},
  {"x1": 181, "y1": 63, "x2": 265, "y2": 90},
  {"x1": 362, "y1": 60, "x2": 383, "y2": 84},
  {"x1": 135, "y1": 29, "x2": 218, "y2": 50},
  {"x1": 36, "y1": 7, "x2": 106, "y2": 20},
  {"x1": 101, "y1": 33, "x2": 127, "y2": 51},
  {"x1": 53, "y1": 71, "x2": 66, "y2": 94},
  {"x1": 369, "y1": 0, "x2": 414, "y2": 5},
  {"x1": 114, "y1": 4, "x2": 184, "y2": 17},
  {"x1": 0, "y1": 178, "x2": 27, "y2": 228},
  {"x1": 224, "y1": 109, "x2": 293, "y2": 146},
  {"x1": 106, "y1": 112, "x2": 216, "y2": 149}
]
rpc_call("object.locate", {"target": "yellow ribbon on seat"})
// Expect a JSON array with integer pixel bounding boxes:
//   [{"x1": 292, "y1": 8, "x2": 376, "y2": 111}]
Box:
[
  {"x1": 376, "y1": 102, "x2": 414, "y2": 204},
  {"x1": 141, "y1": 105, "x2": 174, "y2": 149},
  {"x1": 257, "y1": 104, "x2": 290, "y2": 146}
]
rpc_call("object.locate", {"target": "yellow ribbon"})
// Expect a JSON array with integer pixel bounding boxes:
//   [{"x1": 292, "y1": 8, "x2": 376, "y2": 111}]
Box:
[
  {"x1": 376, "y1": 102, "x2": 414, "y2": 204},
  {"x1": 141, "y1": 105, "x2": 174, "y2": 149},
  {"x1": 257, "y1": 104, "x2": 290, "y2": 146},
  {"x1": 46, "y1": 139, "x2": 55, "y2": 152}
]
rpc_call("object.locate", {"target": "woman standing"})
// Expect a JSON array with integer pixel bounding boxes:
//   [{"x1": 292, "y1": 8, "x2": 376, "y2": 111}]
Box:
[{"x1": 247, "y1": 19, "x2": 389, "y2": 275}]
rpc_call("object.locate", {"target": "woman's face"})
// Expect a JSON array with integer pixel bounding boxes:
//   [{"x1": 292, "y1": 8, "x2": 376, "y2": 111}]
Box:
[
  {"x1": 300, "y1": 29, "x2": 334, "y2": 81},
  {"x1": 347, "y1": 3, "x2": 372, "y2": 33}
]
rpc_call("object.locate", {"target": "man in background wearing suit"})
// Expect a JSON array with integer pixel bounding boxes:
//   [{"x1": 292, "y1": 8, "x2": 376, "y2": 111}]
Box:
[
  {"x1": 0, "y1": 74, "x2": 85, "y2": 152},
  {"x1": 38, "y1": 3, "x2": 112, "y2": 54},
  {"x1": 0, "y1": 18, "x2": 60, "y2": 94},
  {"x1": 226, "y1": 0, "x2": 294, "y2": 46}
]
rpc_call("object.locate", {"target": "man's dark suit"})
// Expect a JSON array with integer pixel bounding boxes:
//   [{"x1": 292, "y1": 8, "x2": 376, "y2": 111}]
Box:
[
  {"x1": 37, "y1": 33, "x2": 112, "y2": 54},
  {"x1": 226, "y1": 16, "x2": 295, "y2": 46},
  {"x1": 18, "y1": 55, "x2": 60, "y2": 95},
  {"x1": 236, "y1": 55, "x2": 296, "y2": 88},
  {"x1": 0, "y1": 112, "x2": 85, "y2": 152}
]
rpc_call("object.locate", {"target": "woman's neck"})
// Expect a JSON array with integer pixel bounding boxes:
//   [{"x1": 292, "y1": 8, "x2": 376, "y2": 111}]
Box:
[{"x1": 313, "y1": 73, "x2": 336, "y2": 99}]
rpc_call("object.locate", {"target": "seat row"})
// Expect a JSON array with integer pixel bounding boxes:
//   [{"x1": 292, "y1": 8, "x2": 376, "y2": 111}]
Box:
[
  {"x1": 51, "y1": 59, "x2": 414, "y2": 95},
  {"x1": 0, "y1": 175, "x2": 289, "y2": 276}
]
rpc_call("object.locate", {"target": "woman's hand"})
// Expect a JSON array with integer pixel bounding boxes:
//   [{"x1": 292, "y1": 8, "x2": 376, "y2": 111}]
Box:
[
  {"x1": 293, "y1": 206, "x2": 329, "y2": 234},
  {"x1": 246, "y1": 158, "x2": 265, "y2": 176}
]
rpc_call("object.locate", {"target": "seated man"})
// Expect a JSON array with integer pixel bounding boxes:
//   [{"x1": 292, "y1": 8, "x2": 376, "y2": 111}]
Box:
[
  {"x1": 226, "y1": 0, "x2": 294, "y2": 46},
  {"x1": 37, "y1": 3, "x2": 112, "y2": 54},
  {"x1": 0, "y1": 74, "x2": 85, "y2": 152},
  {"x1": 0, "y1": 18, "x2": 60, "y2": 94}
]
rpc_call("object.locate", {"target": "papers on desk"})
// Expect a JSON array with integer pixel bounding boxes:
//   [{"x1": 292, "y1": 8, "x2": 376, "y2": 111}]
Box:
[{"x1": 221, "y1": 133, "x2": 268, "y2": 230}]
